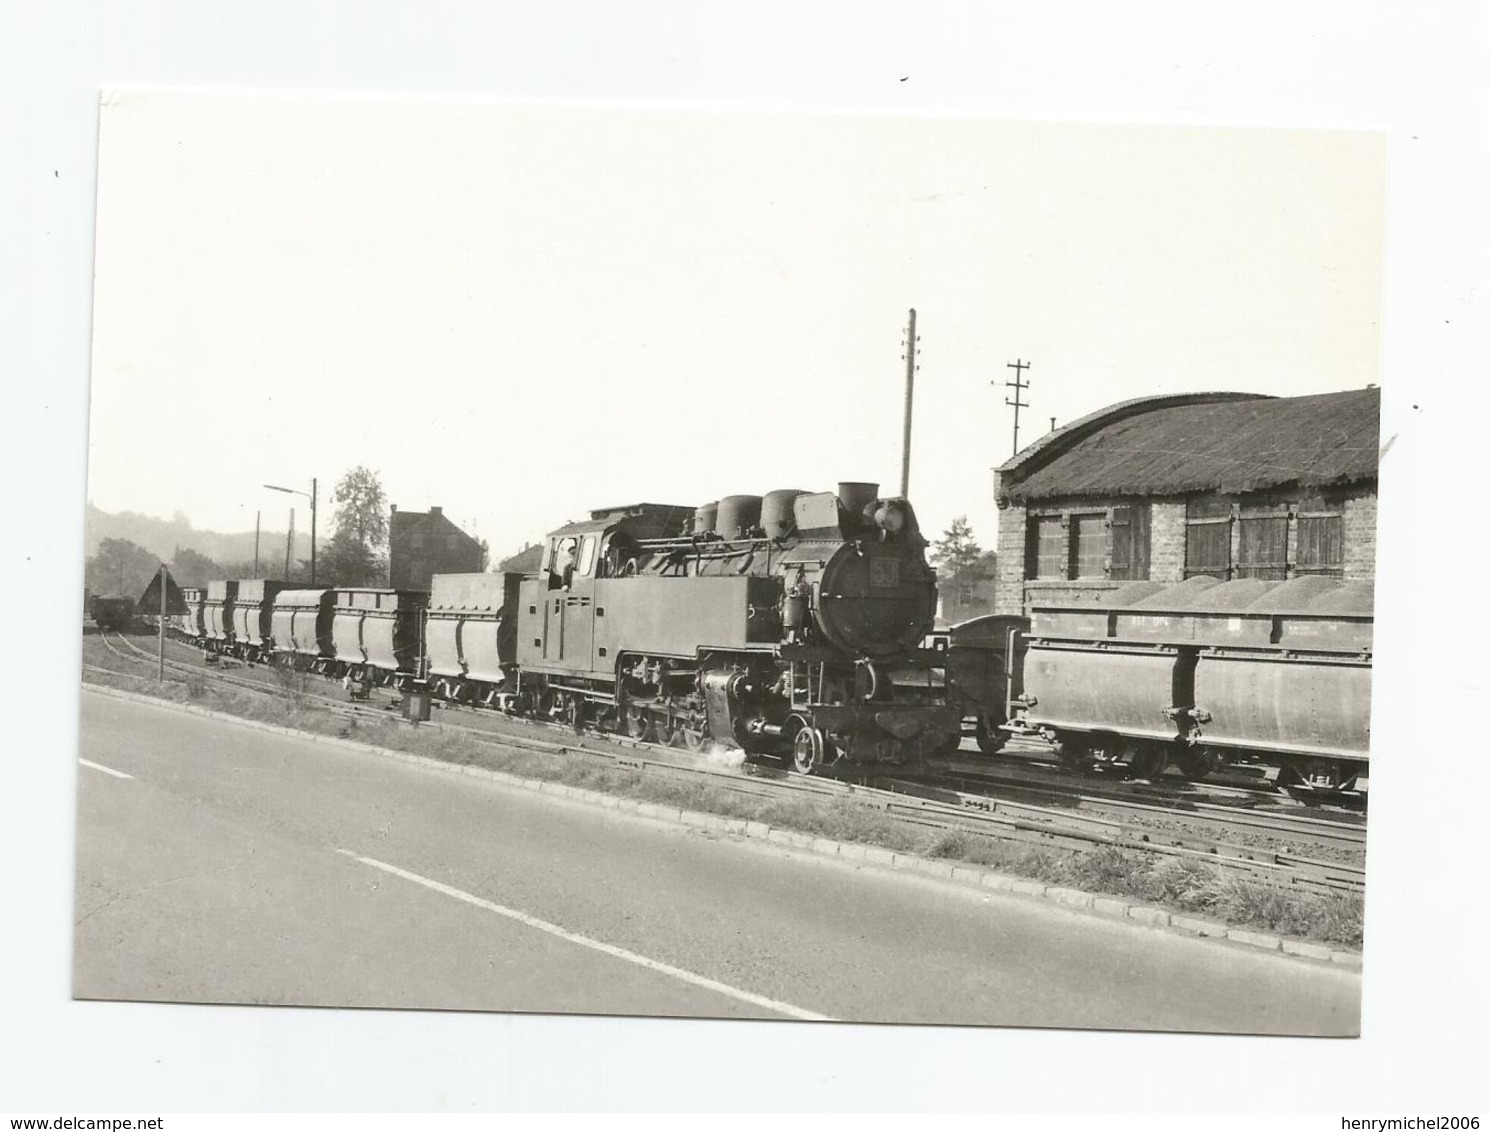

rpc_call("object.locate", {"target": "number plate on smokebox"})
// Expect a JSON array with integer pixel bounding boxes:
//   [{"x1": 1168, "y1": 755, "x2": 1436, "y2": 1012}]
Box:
[{"x1": 869, "y1": 559, "x2": 900, "y2": 587}]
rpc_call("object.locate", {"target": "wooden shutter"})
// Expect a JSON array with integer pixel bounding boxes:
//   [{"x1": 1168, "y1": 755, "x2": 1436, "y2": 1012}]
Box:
[
  {"x1": 1236, "y1": 515, "x2": 1288, "y2": 580},
  {"x1": 1185, "y1": 496, "x2": 1232, "y2": 578},
  {"x1": 1297, "y1": 513, "x2": 1344, "y2": 575},
  {"x1": 1110, "y1": 506, "x2": 1132, "y2": 579}
]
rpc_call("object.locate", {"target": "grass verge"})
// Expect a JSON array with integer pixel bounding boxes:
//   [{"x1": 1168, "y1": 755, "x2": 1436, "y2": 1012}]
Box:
[{"x1": 80, "y1": 662, "x2": 1364, "y2": 949}]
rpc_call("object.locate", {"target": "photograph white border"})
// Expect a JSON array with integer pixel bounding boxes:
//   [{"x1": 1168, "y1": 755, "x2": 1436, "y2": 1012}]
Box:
[{"x1": 4, "y1": 0, "x2": 1483, "y2": 1112}]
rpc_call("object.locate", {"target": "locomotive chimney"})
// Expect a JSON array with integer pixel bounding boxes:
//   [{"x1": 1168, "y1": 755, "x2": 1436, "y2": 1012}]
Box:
[{"x1": 837, "y1": 482, "x2": 880, "y2": 515}]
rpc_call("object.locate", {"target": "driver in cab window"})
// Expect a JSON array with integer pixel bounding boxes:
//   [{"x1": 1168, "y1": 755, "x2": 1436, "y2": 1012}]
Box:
[{"x1": 549, "y1": 537, "x2": 578, "y2": 590}]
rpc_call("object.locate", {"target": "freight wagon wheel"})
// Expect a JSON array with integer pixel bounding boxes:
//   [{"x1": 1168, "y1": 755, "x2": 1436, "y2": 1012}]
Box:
[
  {"x1": 1051, "y1": 735, "x2": 1087, "y2": 772},
  {"x1": 1175, "y1": 746, "x2": 1221, "y2": 782},
  {"x1": 930, "y1": 729, "x2": 963, "y2": 759},
  {"x1": 974, "y1": 713, "x2": 1008, "y2": 756},
  {"x1": 1126, "y1": 743, "x2": 1168, "y2": 782},
  {"x1": 624, "y1": 704, "x2": 656, "y2": 742}
]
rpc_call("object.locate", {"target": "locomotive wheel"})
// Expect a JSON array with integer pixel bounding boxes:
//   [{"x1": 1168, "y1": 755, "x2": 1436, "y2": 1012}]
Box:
[
  {"x1": 624, "y1": 705, "x2": 656, "y2": 742},
  {"x1": 1126, "y1": 743, "x2": 1168, "y2": 782},
  {"x1": 677, "y1": 716, "x2": 707, "y2": 751},
  {"x1": 653, "y1": 714, "x2": 675, "y2": 747},
  {"x1": 537, "y1": 689, "x2": 558, "y2": 720},
  {"x1": 974, "y1": 713, "x2": 1008, "y2": 756},
  {"x1": 790, "y1": 726, "x2": 824, "y2": 775}
]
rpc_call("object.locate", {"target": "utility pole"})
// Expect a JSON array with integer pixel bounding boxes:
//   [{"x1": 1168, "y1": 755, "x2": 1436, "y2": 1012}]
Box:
[
  {"x1": 310, "y1": 477, "x2": 318, "y2": 585},
  {"x1": 262, "y1": 478, "x2": 317, "y2": 582},
  {"x1": 899, "y1": 308, "x2": 918, "y2": 497},
  {"x1": 1004, "y1": 358, "x2": 1032, "y2": 456},
  {"x1": 253, "y1": 511, "x2": 261, "y2": 579},
  {"x1": 157, "y1": 563, "x2": 167, "y2": 681}
]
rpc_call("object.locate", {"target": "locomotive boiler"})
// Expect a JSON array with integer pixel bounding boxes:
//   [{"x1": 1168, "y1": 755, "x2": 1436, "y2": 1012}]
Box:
[{"x1": 513, "y1": 482, "x2": 959, "y2": 772}]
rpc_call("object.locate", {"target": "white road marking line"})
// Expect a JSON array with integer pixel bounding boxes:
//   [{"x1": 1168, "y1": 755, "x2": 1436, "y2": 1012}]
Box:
[
  {"x1": 339, "y1": 850, "x2": 833, "y2": 1022},
  {"x1": 79, "y1": 758, "x2": 133, "y2": 779}
]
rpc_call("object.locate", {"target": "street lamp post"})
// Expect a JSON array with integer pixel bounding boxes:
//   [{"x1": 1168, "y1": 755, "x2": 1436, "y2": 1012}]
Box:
[{"x1": 264, "y1": 478, "x2": 317, "y2": 584}]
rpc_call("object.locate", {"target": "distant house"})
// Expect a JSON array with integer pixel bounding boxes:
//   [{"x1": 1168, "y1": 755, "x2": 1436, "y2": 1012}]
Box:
[
  {"x1": 992, "y1": 387, "x2": 1380, "y2": 617},
  {"x1": 498, "y1": 543, "x2": 544, "y2": 574},
  {"x1": 936, "y1": 551, "x2": 999, "y2": 627},
  {"x1": 388, "y1": 505, "x2": 484, "y2": 590}
]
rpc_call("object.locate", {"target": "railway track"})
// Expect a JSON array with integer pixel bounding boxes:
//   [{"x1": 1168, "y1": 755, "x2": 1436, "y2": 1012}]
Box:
[
  {"x1": 912, "y1": 762, "x2": 1366, "y2": 847},
  {"x1": 91, "y1": 631, "x2": 1366, "y2": 893},
  {"x1": 938, "y1": 741, "x2": 1366, "y2": 814}
]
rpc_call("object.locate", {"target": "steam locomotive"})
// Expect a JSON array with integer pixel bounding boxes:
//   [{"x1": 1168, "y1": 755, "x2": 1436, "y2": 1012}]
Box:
[
  {"x1": 510, "y1": 483, "x2": 956, "y2": 773},
  {"x1": 180, "y1": 482, "x2": 960, "y2": 774}
]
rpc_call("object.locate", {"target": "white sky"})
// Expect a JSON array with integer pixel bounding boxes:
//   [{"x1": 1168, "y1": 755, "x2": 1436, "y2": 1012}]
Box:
[{"x1": 88, "y1": 91, "x2": 1385, "y2": 558}]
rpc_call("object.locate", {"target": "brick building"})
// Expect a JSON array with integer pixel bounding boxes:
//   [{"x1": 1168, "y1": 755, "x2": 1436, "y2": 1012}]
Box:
[
  {"x1": 388, "y1": 505, "x2": 485, "y2": 590},
  {"x1": 992, "y1": 387, "x2": 1379, "y2": 616}
]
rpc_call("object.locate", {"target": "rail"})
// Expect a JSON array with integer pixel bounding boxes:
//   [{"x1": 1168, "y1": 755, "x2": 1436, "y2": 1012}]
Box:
[{"x1": 92, "y1": 631, "x2": 1365, "y2": 894}]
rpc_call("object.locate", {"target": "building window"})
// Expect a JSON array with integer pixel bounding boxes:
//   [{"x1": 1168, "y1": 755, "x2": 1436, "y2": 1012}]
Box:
[
  {"x1": 411, "y1": 533, "x2": 424, "y2": 549},
  {"x1": 1069, "y1": 513, "x2": 1107, "y2": 579},
  {"x1": 1024, "y1": 503, "x2": 1149, "y2": 583},
  {"x1": 446, "y1": 535, "x2": 458, "y2": 551},
  {"x1": 1026, "y1": 515, "x2": 1066, "y2": 579}
]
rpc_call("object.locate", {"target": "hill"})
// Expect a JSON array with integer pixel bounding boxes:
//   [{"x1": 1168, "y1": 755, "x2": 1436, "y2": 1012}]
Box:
[{"x1": 84, "y1": 503, "x2": 311, "y2": 567}]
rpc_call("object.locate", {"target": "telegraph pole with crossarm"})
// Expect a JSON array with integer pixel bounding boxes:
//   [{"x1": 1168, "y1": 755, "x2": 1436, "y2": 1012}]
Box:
[{"x1": 1003, "y1": 358, "x2": 1031, "y2": 456}]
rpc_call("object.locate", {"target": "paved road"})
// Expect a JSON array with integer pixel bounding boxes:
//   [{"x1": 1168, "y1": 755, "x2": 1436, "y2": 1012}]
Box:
[{"x1": 73, "y1": 688, "x2": 1360, "y2": 1033}]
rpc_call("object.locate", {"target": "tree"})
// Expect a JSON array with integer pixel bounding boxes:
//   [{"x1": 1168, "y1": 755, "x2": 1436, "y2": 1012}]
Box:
[
  {"x1": 320, "y1": 529, "x2": 386, "y2": 587},
  {"x1": 930, "y1": 516, "x2": 984, "y2": 580},
  {"x1": 322, "y1": 466, "x2": 390, "y2": 586},
  {"x1": 86, "y1": 537, "x2": 160, "y2": 598},
  {"x1": 170, "y1": 547, "x2": 221, "y2": 587},
  {"x1": 331, "y1": 466, "x2": 389, "y2": 552}
]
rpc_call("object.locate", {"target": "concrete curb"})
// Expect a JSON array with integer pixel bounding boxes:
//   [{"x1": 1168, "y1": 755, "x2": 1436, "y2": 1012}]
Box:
[{"x1": 81, "y1": 681, "x2": 1365, "y2": 971}]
